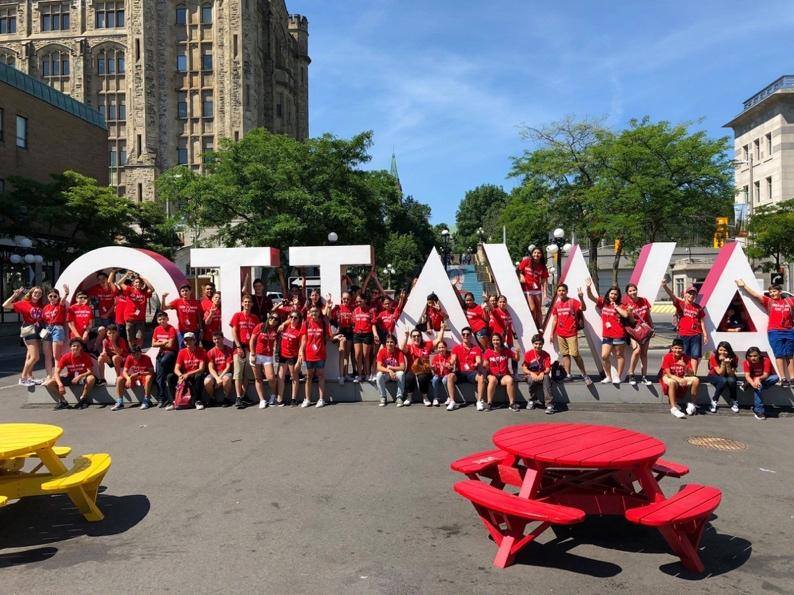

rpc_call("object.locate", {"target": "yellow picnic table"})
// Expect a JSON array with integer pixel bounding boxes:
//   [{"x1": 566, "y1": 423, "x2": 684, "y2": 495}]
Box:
[{"x1": 0, "y1": 423, "x2": 111, "y2": 521}]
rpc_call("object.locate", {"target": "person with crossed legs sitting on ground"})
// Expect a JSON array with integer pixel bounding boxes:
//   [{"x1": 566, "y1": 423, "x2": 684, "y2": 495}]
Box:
[{"x1": 661, "y1": 338, "x2": 700, "y2": 419}]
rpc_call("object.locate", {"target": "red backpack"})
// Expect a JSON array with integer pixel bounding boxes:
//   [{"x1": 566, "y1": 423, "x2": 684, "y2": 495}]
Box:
[{"x1": 174, "y1": 382, "x2": 192, "y2": 409}]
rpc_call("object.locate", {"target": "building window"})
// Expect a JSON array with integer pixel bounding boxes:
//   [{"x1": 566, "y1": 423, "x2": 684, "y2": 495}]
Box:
[
  {"x1": 201, "y1": 91, "x2": 213, "y2": 118},
  {"x1": 201, "y1": 4, "x2": 212, "y2": 24},
  {"x1": 201, "y1": 48, "x2": 212, "y2": 71},
  {"x1": 175, "y1": 5, "x2": 186, "y2": 25},
  {"x1": 41, "y1": 49, "x2": 70, "y2": 77},
  {"x1": 119, "y1": 140, "x2": 127, "y2": 166},
  {"x1": 202, "y1": 136, "x2": 213, "y2": 164},
  {"x1": 742, "y1": 144, "x2": 748, "y2": 162},
  {"x1": 118, "y1": 94, "x2": 126, "y2": 119},
  {"x1": 766, "y1": 176, "x2": 772, "y2": 202},
  {"x1": 109, "y1": 146, "x2": 117, "y2": 167},
  {"x1": 765, "y1": 132, "x2": 772, "y2": 157},
  {"x1": 753, "y1": 139, "x2": 760, "y2": 160},
  {"x1": 95, "y1": 1, "x2": 124, "y2": 28},
  {"x1": 176, "y1": 51, "x2": 187, "y2": 72},
  {"x1": 97, "y1": 47, "x2": 125, "y2": 76},
  {"x1": 15, "y1": 114, "x2": 27, "y2": 148},
  {"x1": 41, "y1": 3, "x2": 70, "y2": 31},
  {"x1": 177, "y1": 138, "x2": 188, "y2": 164},
  {"x1": 754, "y1": 180, "x2": 760, "y2": 204},
  {"x1": 742, "y1": 185, "x2": 748, "y2": 204},
  {"x1": 0, "y1": 6, "x2": 16, "y2": 34},
  {"x1": 177, "y1": 91, "x2": 188, "y2": 118}
]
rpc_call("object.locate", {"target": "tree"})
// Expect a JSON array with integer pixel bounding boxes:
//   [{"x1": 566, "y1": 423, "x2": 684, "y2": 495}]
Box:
[
  {"x1": 454, "y1": 184, "x2": 508, "y2": 251},
  {"x1": 747, "y1": 199, "x2": 794, "y2": 271},
  {"x1": 485, "y1": 181, "x2": 554, "y2": 262}
]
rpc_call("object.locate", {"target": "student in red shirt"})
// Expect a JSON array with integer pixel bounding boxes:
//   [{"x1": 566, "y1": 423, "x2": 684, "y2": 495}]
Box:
[
  {"x1": 329, "y1": 292, "x2": 355, "y2": 382},
  {"x1": 87, "y1": 270, "x2": 118, "y2": 327},
  {"x1": 662, "y1": 280, "x2": 706, "y2": 373},
  {"x1": 249, "y1": 313, "x2": 280, "y2": 408},
  {"x1": 161, "y1": 284, "x2": 203, "y2": 342},
  {"x1": 116, "y1": 344, "x2": 155, "y2": 411},
  {"x1": 447, "y1": 326, "x2": 485, "y2": 410},
  {"x1": 375, "y1": 294, "x2": 404, "y2": 344},
  {"x1": 248, "y1": 278, "x2": 273, "y2": 321},
  {"x1": 400, "y1": 326, "x2": 443, "y2": 406},
  {"x1": 3, "y1": 285, "x2": 45, "y2": 386},
  {"x1": 277, "y1": 310, "x2": 304, "y2": 406},
  {"x1": 483, "y1": 333, "x2": 519, "y2": 412},
  {"x1": 375, "y1": 334, "x2": 407, "y2": 406},
  {"x1": 550, "y1": 284, "x2": 592, "y2": 385},
  {"x1": 202, "y1": 291, "x2": 222, "y2": 350},
  {"x1": 97, "y1": 323, "x2": 129, "y2": 384},
  {"x1": 205, "y1": 331, "x2": 234, "y2": 407},
  {"x1": 40, "y1": 284, "x2": 71, "y2": 380},
  {"x1": 661, "y1": 338, "x2": 700, "y2": 419},
  {"x1": 462, "y1": 292, "x2": 490, "y2": 350},
  {"x1": 430, "y1": 340, "x2": 458, "y2": 410},
  {"x1": 522, "y1": 334, "x2": 556, "y2": 414},
  {"x1": 707, "y1": 341, "x2": 739, "y2": 414},
  {"x1": 743, "y1": 346, "x2": 778, "y2": 420},
  {"x1": 352, "y1": 295, "x2": 377, "y2": 382},
  {"x1": 201, "y1": 281, "x2": 216, "y2": 309},
  {"x1": 68, "y1": 291, "x2": 95, "y2": 342},
  {"x1": 116, "y1": 273, "x2": 154, "y2": 347},
  {"x1": 517, "y1": 247, "x2": 549, "y2": 328},
  {"x1": 486, "y1": 294, "x2": 514, "y2": 346},
  {"x1": 151, "y1": 310, "x2": 178, "y2": 407},
  {"x1": 585, "y1": 280, "x2": 631, "y2": 385},
  {"x1": 736, "y1": 280, "x2": 793, "y2": 387},
  {"x1": 45, "y1": 338, "x2": 97, "y2": 410},
  {"x1": 299, "y1": 306, "x2": 331, "y2": 408},
  {"x1": 230, "y1": 294, "x2": 260, "y2": 409},
  {"x1": 113, "y1": 279, "x2": 130, "y2": 341},
  {"x1": 167, "y1": 332, "x2": 207, "y2": 410},
  {"x1": 422, "y1": 293, "x2": 446, "y2": 333},
  {"x1": 623, "y1": 283, "x2": 655, "y2": 386}
]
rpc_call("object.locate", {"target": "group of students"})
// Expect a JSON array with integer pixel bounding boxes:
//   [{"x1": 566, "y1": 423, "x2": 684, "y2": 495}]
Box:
[{"x1": 2, "y1": 258, "x2": 792, "y2": 416}]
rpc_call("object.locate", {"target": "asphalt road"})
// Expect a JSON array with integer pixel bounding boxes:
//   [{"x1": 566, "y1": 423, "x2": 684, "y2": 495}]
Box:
[{"x1": 1, "y1": 389, "x2": 792, "y2": 594}]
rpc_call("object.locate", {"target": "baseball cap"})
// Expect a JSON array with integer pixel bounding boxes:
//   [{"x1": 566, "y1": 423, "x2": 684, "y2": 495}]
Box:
[
  {"x1": 183, "y1": 332, "x2": 196, "y2": 340},
  {"x1": 685, "y1": 286, "x2": 698, "y2": 294}
]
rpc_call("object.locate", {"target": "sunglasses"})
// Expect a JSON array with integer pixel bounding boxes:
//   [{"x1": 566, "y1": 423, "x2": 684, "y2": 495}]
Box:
[
  {"x1": 48, "y1": 294, "x2": 59, "y2": 299},
  {"x1": 462, "y1": 331, "x2": 471, "y2": 336},
  {"x1": 290, "y1": 315, "x2": 300, "y2": 319},
  {"x1": 411, "y1": 334, "x2": 421, "y2": 338}
]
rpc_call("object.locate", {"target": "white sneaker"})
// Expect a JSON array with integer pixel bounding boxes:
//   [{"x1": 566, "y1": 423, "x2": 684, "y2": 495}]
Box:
[
  {"x1": 476, "y1": 400, "x2": 485, "y2": 411},
  {"x1": 527, "y1": 400, "x2": 536, "y2": 410},
  {"x1": 613, "y1": 380, "x2": 621, "y2": 387},
  {"x1": 395, "y1": 397, "x2": 404, "y2": 407},
  {"x1": 671, "y1": 407, "x2": 686, "y2": 419},
  {"x1": 423, "y1": 398, "x2": 432, "y2": 407},
  {"x1": 731, "y1": 401, "x2": 739, "y2": 413},
  {"x1": 403, "y1": 398, "x2": 411, "y2": 407},
  {"x1": 165, "y1": 404, "x2": 174, "y2": 411},
  {"x1": 379, "y1": 398, "x2": 386, "y2": 407},
  {"x1": 195, "y1": 401, "x2": 205, "y2": 410},
  {"x1": 259, "y1": 400, "x2": 267, "y2": 409},
  {"x1": 18, "y1": 378, "x2": 27, "y2": 386},
  {"x1": 337, "y1": 377, "x2": 344, "y2": 385},
  {"x1": 353, "y1": 376, "x2": 360, "y2": 384},
  {"x1": 642, "y1": 376, "x2": 653, "y2": 386},
  {"x1": 315, "y1": 399, "x2": 325, "y2": 408},
  {"x1": 300, "y1": 399, "x2": 311, "y2": 408},
  {"x1": 600, "y1": 377, "x2": 612, "y2": 384},
  {"x1": 446, "y1": 401, "x2": 459, "y2": 411},
  {"x1": 432, "y1": 398, "x2": 440, "y2": 407},
  {"x1": 708, "y1": 400, "x2": 717, "y2": 414},
  {"x1": 629, "y1": 376, "x2": 638, "y2": 386},
  {"x1": 685, "y1": 402, "x2": 697, "y2": 416}
]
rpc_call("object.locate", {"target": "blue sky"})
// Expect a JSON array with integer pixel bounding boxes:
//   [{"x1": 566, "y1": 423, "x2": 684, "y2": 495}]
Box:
[{"x1": 287, "y1": 0, "x2": 794, "y2": 224}]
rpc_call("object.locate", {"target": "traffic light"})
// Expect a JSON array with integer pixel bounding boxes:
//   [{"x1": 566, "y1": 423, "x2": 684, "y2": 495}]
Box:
[
  {"x1": 713, "y1": 217, "x2": 729, "y2": 248},
  {"x1": 614, "y1": 239, "x2": 622, "y2": 254}
]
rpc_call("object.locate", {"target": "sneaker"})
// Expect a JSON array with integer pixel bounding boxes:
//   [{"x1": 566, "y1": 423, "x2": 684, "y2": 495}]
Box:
[
  {"x1": 54, "y1": 400, "x2": 69, "y2": 410},
  {"x1": 267, "y1": 395, "x2": 277, "y2": 406},
  {"x1": 432, "y1": 398, "x2": 440, "y2": 407},
  {"x1": 781, "y1": 379, "x2": 790, "y2": 388},
  {"x1": 18, "y1": 377, "x2": 27, "y2": 386},
  {"x1": 395, "y1": 397, "x2": 404, "y2": 407},
  {"x1": 754, "y1": 412, "x2": 766, "y2": 420},
  {"x1": 379, "y1": 397, "x2": 387, "y2": 407},
  {"x1": 485, "y1": 403, "x2": 494, "y2": 412},
  {"x1": 140, "y1": 400, "x2": 151, "y2": 410},
  {"x1": 670, "y1": 407, "x2": 686, "y2": 419},
  {"x1": 111, "y1": 401, "x2": 124, "y2": 411},
  {"x1": 195, "y1": 400, "x2": 205, "y2": 410},
  {"x1": 731, "y1": 401, "x2": 739, "y2": 413},
  {"x1": 642, "y1": 376, "x2": 653, "y2": 386},
  {"x1": 368, "y1": 374, "x2": 376, "y2": 382},
  {"x1": 315, "y1": 399, "x2": 325, "y2": 408},
  {"x1": 403, "y1": 398, "x2": 412, "y2": 407},
  {"x1": 613, "y1": 380, "x2": 621, "y2": 387},
  {"x1": 584, "y1": 376, "x2": 594, "y2": 386},
  {"x1": 337, "y1": 377, "x2": 344, "y2": 385},
  {"x1": 527, "y1": 400, "x2": 536, "y2": 411},
  {"x1": 685, "y1": 402, "x2": 697, "y2": 416},
  {"x1": 509, "y1": 403, "x2": 520, "y2": 412},
  {"x1": 600, "y1": 377, "x2": 612, "y2": 384},
  {"x1": 258, "y1": 400, "x2": 267, "y2": 409},
  {"x1": 235, "y1": 398, "x2": 245, "y2": 409},
  {"x1": 300, "y1": 399, "x2": 311, "y2": 408},
  {"x1": 165, "y1": 404, "x2": 174, "y2": 411},
  {"x1": 78, "y1": 398, "x2": 90, "y2": 410},
  {"x1": 277, "y1": 400, "x2": 286, "y2": 408},
  {"x1": 359, "y1": 375, "x2": 367, "y2": 383},
  {"x1": 32, "y1": 377, "x2": 44, "y2": 386},
  {"x1": 708, "y1": 400, "x2": 717, "y2": 414},
  {"x1": 545, "y1": 405, "x2": 556, "y2": 415},
  {"x1": 476, "y1": 400, "x2": 485, "y2": 412},
  {"x1": 446, "y1": 401, "x2": 459, "y2": 411},
  {"x1": 222, "y1": 398, "x2": 235, "y2": 408},
  {"x1": 353, "y1": 376, "x2": 360, "y2": 384},
  {"x1": 628, "y1": 375, "x2": 637, "y2": 386},
  {"x1": 423, "y1": 398, "x2": 432, "y2": 407}
]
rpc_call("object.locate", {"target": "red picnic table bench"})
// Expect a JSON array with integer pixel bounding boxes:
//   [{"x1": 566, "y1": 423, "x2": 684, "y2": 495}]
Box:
[{"x1": 451, "y1": 423, "x2": 721, "y2": 572}]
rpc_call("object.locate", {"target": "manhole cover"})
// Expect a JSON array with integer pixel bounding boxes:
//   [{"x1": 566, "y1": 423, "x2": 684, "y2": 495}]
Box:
[{"x1": 687, "y1": 436, "x2": 747, "y2": 451}]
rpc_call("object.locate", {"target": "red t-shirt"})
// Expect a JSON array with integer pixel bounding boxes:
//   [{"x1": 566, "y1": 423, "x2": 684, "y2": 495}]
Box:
[
  {"x1": 425, "y1": 306, "x2": 445, "y2": 331},
  {"x1": 114, "y1": 294, "x2": 127, "y2": 324},
  {"x1": 332, "y1": 304, "x2": 354, "y2": 329},
  {"x1": 483, "y1": 347, "x2": 514, "y2": 376},
  {"x1": 488, "y1": 308, "x2": 513, "y2": 343},
  {"x1": 13, "y1": 300, "x2": 43, "y2": 325},
  {"x1": 207, "y1": 345, "x2": 233, "y2": 372},
  {"x1": 68, "y1": 304, "x2": 94, "y2": 337},
  {"x1": 403, "y1": 340, "x2": 434, "y2": 369},
  {"x1": 229, "y1": 311, "x2": 260, "y2": 345},
  {"x1": 708, "y1": 353, "x2": 738, "y2": 374},
  {"x1": 518, "y1": 257, "x2": 548, "y2": 291},
  {"x1": 594, "y1": 297, "x2": 626, "y2": 340},
  {"x1": 431, "y1": 351, "x2": 454, "y2": 376},
  {"x1": 273, "y1": 303, "x2": 299, "y2": 323},
  {"x1": 302, "y1": 318, "x2": 329, "y2": 362},
  {"x1": 662, "y1": 352, "x2": 691, "y2": 378},
  {"x1": 168, "y1": 298, "x2": 202, "y2": 333},
  {"x1": 376, "y1": 307, "x2": 401, "y2": 334},
  {"x1": 175, "y1": 347, "x2": 207, "y2": 373},
  {"x1": 123, "y1": 286, "x2": 152, "y2": 323},
  {"x1": 551, "y1": 298, "x2": 582, "y2": 338},
  {"x1": 523, "y1": 349, "x2": 551, "y2": 374},
  {"x1": 452, "y1": 343, "x2": 482, "y2": 372},
  {"x1": 42, "y1": 303, "x2": 67, "y2": 326},
  {"x1": 252, "y1": 323, "x2": 278, "y2": 357},
  {"x1": 352, "y1": 306, "x2": 375, "y2": 334},
  {"x1": 762, "y1": 296, "x2": 793, "y2": 331},
  {"x1": 280, "y1": 323, "x2": 303, "y2": 359},
  {"x1": 376, "y1": 347, "x2": 405, "y2": 369},
  {"x1": 152, "y1": 324, "x2": 178, "y2": 352},
  {"x1": 465, "y1": 304, "x2": 488, "y2": 333},
  {"x1": 124, "y1": 353, "x2": 154, "y2": 376},
  {"x1": 58, "y1": 352, "x2": 94, "y2": 378},
  {"x1": 743, "y1": 356, "x2": 774, "y2": 378},
  {"x1": 202, "y1": 303, "x2": 221, "y2": 342},
  {"x1": 102, "y1": 337, "x2": 129, "y2": 358},
  {"x1": 674, "y1": 298, "x2": 704, "y2": 336},
  {"x1": 87, "y1": 283, "x2": 117, "y2": 319},
  {"x1": 623, "y1": 296, "x2": 652, "y2": 326}
]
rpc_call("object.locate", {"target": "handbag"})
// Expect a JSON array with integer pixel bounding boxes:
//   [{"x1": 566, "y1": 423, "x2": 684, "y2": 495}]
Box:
[
  {"x1": 20, "y1": 324, "x2": 37, "y2": 339},
  {"x1": 174, "y1": 381, "x2": 192, "y2": 409},
  {"x1": 412, "y1": 358, "x2": 432, "y2": 375},
  {"x1": 626, "y1": 321, "x2": 653, "y2": 343}
]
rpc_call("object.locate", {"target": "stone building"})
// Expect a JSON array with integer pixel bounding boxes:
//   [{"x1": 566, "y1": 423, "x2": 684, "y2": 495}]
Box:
[{"x1": 0, "y1": 0, "x2": 309, "y2": 201}]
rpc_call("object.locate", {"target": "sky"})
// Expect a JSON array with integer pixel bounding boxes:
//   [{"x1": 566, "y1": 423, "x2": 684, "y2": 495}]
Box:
[{"x1": 287, "y1": 0, "x2": 794, "y2": 224}]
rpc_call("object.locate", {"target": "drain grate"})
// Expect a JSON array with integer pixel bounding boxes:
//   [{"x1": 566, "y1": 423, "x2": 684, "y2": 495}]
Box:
[{"x1": 687, "y1": 436, "x2": 747, "y2": 451}]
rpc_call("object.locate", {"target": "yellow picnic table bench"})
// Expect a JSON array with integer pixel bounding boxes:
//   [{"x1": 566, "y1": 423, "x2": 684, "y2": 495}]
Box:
[{"x1": 0, "y1": 423, "x2": 111, "y2": 522}]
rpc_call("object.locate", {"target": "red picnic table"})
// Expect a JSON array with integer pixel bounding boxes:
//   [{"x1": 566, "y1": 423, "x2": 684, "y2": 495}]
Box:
[{"x1": 452, "y1": 423, "x2": 721, "y2": 572}]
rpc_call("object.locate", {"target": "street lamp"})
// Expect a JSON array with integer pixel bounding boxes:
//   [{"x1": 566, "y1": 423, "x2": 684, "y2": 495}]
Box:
[
  {"x1": 383, "y1": 263, "x2": 396, "y2": 290},
  {"x1": 546, "y1": 227, "x2": 570, "y2": 288},
  {"x1": 440, "y1": 229, "x2": 451, "y2": 269},
  {"x1": 476, "y1": 227, "x2": 485, "y2": 244},
  {"x1": 328, "y1": 231, "x2": 338, "y2": 244}
]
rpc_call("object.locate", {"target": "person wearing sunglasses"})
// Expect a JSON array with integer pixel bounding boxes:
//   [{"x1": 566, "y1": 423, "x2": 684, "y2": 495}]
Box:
[
  {"x1": 462, "y1": 292, "x2": 490, "y2": 350},
  {"x1": 298, "y1": 306, "x2": 331, "y2": 408},
  {"x1": 250, "y1": 312, "x2": 280, "y2": 408},
  {"x1": 3, "y1": 285, "x2": 46, "y2": 386},
  {"x1": 447, "y1": 326, "x2": 485, "y2": 410},
  {"x1": 329, "y1": 292, "x2": 355, "y2": 382},
  {"x1": 67, "y1": 291, "x2": 94, "y2": 343},
  {"x1": 401, "y1": 324, "x2": 445, "y2": 406},
  {"x1": 41, "y1": 285, "x2": 70, "y2": 380},
  {"x1": 277, "y1": 311, "x2": 304, "y2": 406}
]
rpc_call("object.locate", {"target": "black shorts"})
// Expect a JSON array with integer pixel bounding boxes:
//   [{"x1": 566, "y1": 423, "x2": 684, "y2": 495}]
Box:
[
  {"x1": 455, "y1": 371, "x2": 479, "y2": 384},
  {"x1": 280, "y1": 356, "x2": 298, "y2": 366},
  {"x1": 334, "y1": 328, "x2": 353, "y2": 342},
  {"x1": 353, "y1": 332, "x2": 373, "y2": 345}
]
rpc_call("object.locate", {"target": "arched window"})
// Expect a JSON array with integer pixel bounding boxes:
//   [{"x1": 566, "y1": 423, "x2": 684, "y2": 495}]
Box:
[
  {"x1": 97, "y1": 46, "x2": 125, "y2": 75},
  {"x1": 39, "y1": 48, "x2": 70, "y2": 91}
]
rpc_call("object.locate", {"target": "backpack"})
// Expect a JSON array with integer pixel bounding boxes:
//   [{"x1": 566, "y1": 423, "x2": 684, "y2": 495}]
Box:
[
  {"x1": 551, "y1": 361, "x2": 568, "y2": 383},
  {"x1": 174, "y1": 381, "x2": 192, "y2": 409}
]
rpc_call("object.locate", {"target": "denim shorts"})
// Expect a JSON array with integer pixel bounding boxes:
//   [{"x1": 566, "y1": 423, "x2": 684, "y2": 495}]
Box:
[
  {"x1": 768, "y1": 330, "x2": 794, "y2": 358},
  {"x1": 305, "y1": 360, "x2": 325, "y2": 370},
  {"x1": 601, "y1": 337, "x2": 626, "y2": 346},
  {"x1": 45, "y1": 324, "x2": 67, "y2": 343},
  {"x1": 679, "y1": 334, "x2": 703, "y2": 359}
]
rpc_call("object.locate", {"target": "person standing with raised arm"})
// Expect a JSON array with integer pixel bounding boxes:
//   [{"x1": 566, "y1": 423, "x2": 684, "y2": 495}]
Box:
[
  {"x1": 549, "y1": 284, "x2": 592, "y2": 385},
  {"x1": 661, "y1": 280, "x2": 706, "y2": 374},
  {"x1": 585, "y1": 280, "x2": 631, "y2": 385},
  {"x1": 116, "y1": 272, "x2": 153, "y2": 348}
]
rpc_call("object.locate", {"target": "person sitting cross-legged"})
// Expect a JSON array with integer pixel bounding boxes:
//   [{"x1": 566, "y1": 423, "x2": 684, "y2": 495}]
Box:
[{"x1": 661, "y1": 338, "x2": 700, "y2": 419}]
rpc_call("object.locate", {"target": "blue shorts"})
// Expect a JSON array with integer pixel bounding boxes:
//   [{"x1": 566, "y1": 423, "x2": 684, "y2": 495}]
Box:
[
  {"x1": 45, "y1": 325, "x2": 67, "y2": 343},
  {"x1": 601, "y1": 337, "x2": 626, "y2": 346},
  {"x1": 305, "y1": 360, "x2": 325, "y2": 370},
  {"x1": 679, "y1": 335, "x2": 702, "y2": 359},
  {"x1": 454, "y1": 371, "x2": 479, "y2": 384},
  {"x1": 768, "y1": 330, "x2": 794, "y2": 358}
]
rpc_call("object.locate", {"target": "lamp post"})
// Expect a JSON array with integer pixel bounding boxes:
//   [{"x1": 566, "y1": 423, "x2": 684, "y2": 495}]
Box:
[
  {"x1": 476, "y1": 227, "x2": 485, "y2": 244},
  {"x1": 546, "y1": 228, "x2": 571, "y2": 289},
  {"x1": 440, "y1": 229, "x2": 451, "y2": 269},
  {"x1": 327, "y1": 231, "x2": 338, "y2": 244},
  {"x1": 383, "y1": 263, "x2": 396, "y2": 291}
]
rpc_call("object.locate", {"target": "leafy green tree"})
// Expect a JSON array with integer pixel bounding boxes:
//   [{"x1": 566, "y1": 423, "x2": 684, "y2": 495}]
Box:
[
  {"x1": 486, "y1": 181, "x2": 554, "y2": 262},
  {"x1": 383, "y1": 233, "x2": 424, "y2": 284},
  {"x1": 747, "y1": 199, "x2": 794, "y2": 271},
  {"x1": 454, "y1": 184, "x2": 508, "y2": 251}
]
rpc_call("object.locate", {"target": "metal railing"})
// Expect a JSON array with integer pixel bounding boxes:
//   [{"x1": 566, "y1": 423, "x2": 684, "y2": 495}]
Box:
[{"x1": 743, "y1": 75, "x2": 794, "y2": 111}]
